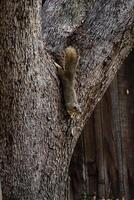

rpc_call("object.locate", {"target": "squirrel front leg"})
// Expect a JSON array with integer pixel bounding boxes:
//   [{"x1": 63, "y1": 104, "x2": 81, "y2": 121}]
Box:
[{"x1": 57, "y1": 47, "x2": 81, "y2": 118}]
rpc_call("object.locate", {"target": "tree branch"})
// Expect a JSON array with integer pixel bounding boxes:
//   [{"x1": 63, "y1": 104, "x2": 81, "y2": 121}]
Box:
[{"x1": 41, "y1": 0, "x2": 134, "y2": 136}]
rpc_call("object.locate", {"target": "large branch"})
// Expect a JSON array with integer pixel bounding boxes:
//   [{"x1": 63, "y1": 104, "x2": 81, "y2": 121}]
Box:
[{"x1": 42, "y1": 0, "x2": 134, "y2": 134}]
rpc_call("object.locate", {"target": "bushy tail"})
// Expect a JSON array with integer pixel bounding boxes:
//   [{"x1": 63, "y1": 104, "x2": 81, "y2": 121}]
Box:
[{"x1": 64, "y1": 46, "x2": 78, "y2": 79}]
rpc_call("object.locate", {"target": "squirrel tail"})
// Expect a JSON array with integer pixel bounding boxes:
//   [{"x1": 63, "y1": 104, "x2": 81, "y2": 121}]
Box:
[{"x1": 64, "y1": 46, "x2": 78, "y2": 76}]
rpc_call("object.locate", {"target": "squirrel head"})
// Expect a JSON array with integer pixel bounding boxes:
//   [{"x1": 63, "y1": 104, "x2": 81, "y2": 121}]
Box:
[{"x1": 66, "y1": 103, "x2": 81, "y2": 118}]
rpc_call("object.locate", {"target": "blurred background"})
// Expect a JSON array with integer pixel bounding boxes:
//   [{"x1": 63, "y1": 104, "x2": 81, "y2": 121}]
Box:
[{"x1": 69, "y1": 49, "x2": 134, "y2": 200}]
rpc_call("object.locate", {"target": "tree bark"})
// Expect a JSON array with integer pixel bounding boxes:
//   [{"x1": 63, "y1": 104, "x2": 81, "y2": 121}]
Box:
[{"x1": 0, "y1": 0, "x2": 134, "y2": 199}]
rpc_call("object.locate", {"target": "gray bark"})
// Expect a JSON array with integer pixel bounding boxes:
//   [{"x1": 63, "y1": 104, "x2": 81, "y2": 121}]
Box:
[{"x1": 0, "y1": 0, "x2": 134, "y2": 199}]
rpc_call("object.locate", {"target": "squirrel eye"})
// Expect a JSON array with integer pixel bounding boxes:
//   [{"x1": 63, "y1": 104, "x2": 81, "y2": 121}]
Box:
[{"x1": 73, "y1": 106, "x2": 77, "y2": 110}]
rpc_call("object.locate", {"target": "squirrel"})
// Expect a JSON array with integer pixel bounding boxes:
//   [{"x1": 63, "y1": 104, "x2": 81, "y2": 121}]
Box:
[{"x1": 55, "y1": 46, "x2": 81, "y2": 118}]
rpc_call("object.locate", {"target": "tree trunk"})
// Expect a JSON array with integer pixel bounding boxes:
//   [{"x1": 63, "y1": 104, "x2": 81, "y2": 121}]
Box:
[{"x1": 0, "y1": 0, "x2": 134, "y2": 199}]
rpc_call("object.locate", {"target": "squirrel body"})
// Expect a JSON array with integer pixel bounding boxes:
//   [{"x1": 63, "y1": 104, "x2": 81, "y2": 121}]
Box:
[{"x1": 57, "y1": 46, "x2": 81, "y2": 118}]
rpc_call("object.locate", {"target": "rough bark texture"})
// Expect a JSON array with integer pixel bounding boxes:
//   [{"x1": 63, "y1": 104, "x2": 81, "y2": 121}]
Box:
[
  {"x1": 69, "y1": 50, "x2": 134, "y2": 199},
  {"x1": 41, "y1": 0, "x2": 134, "y2": 131},
  {"x1": 0, "y1": 0, "x2": 134, "y2": 199}
]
